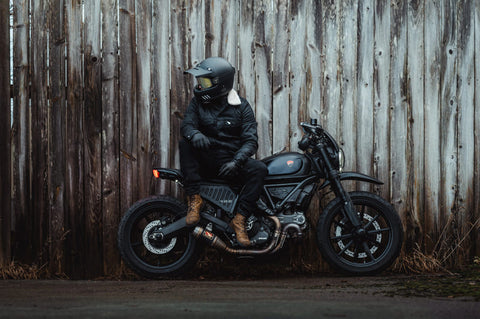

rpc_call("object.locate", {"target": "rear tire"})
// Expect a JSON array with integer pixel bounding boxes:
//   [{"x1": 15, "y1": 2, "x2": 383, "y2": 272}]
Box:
[
  {"x1": 316, "y1": 192, "x2": 403, "y2": 275},
  {"x1": 118, "y1": 196, "x2": 201, "y2": 278}
]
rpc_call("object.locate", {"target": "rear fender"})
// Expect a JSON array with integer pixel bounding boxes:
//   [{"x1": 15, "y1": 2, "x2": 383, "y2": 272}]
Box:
[
  {"x1": 153, "y1": 168, "x2": 184, "y2": 185},
  {"x1": 318, "y1": 172, "x2": 383, "y2": 190}
]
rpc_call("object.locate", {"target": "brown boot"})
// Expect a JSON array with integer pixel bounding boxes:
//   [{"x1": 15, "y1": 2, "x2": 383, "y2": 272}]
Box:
[
  {"x1": 230, "y1": 214, "x2": 251, "y2": 247},
  {"x1": 186, "y1": 194, "x2": 203, "y2": 225}
]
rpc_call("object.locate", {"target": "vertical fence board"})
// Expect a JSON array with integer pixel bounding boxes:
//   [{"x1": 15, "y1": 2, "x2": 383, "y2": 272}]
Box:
[
  {"x1": 31, "y1": 0, "x2": 49, "y2": 264},
  {"x1": 238, "y1": 0, "x2": 255, "y2": 109},
  {"x1": 439, "y1": 0, "x2": 457, "y2": 239},
  {"x1": 305, "y1": 0, "x2": 322, "y2": 122},
  {"x1": 220, "y1": 0, "x2": 239, "y2": 66},
  {"x1": 170, "y1": 0, "x2": 189, "y2": 197},
  {"x1": 254, "y1": 0, "x2": 273, "y2": 158},
  {"x1": 152, "y1": 0, "x2": 171, "y2": 194},
  {"x1": 456, "y1": 0, "x2": 475, "y2": 263},
  {"x1": 0, "y1": 0, "x2": 11, "y2": 265},
  {"x1": 12, "y1": 0, "x2": 31, "y2": 263},
  {"x1": 474, "y1": 0, "x2": 480, "y2": 257},
  {"x1": 356, "y1": 0, "x2": 374, "y2": 191},
  {"x1": 188, "y1": 0, "x2": 205, "y2": 69},
  {"x1": 407, "y1": 0, "x2": 425, "y2": 244},
  {"x1": 48, "y1": 0, "x2": 66, "y2": 275},
  {"x1": 390, "y1": 0, "x2": 410, "y2": 239},
  {"x1": 119, "y1": 0, "x2": 137, "y2": 215},
  {"x1": 289, "y1": 0, "x2": 307, "y2": 150},
  {"x1": 65, "y1": 0, "x2": 84, "y2": 278},
  {"x1": 84, "y1": 0, "x2": 103, "y2": 277},
  {"x1": 321, "y1": 0, "x2": 341, "y2": 139},
  {"x1": 136, "y1": 0, "x2": 153, "y2": 198},
  {"x1": 423, "y1": 1, "x2": 442, "y2": 250},
  {"x1": 272, "y1": 0, "x2": 290, "y2": 153},
  {"x1": 102, "y1": 0, "x2": 120, "y2": 275},
  {"x1": 339, "y1": 0, "x2": 357, "y2": 174},
  {"x1": 373, "y1": 0, "x2": 391, "y2": 199}
]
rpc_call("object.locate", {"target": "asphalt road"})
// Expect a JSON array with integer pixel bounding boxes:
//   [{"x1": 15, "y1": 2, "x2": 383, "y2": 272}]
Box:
[{"x1": 1, "y1": 276, "x2": 479, "y2": 319}]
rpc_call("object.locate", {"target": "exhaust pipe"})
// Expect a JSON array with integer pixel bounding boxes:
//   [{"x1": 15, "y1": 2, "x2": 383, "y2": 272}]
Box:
[{"x1": 192, "y1": 216, "x2": 282, "y2": 255}]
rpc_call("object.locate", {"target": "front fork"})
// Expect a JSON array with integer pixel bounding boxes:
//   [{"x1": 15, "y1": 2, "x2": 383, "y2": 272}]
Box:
[{"x1": 318, "y1": 146, "x2": 363, "y2": 230}]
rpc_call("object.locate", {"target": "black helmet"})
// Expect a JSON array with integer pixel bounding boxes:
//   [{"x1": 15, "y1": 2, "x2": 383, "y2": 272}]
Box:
[{"x1": 184, "y1": 57, "x2": 235, "y2": 104}]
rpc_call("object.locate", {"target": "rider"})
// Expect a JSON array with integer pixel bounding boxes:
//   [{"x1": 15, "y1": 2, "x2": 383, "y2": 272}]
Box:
[{"x1": 180, "y1": 57, "x2": 267, "y2": 247}]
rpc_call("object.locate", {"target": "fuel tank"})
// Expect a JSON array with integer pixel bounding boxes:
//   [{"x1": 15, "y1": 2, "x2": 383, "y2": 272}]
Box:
[{"x1": 261, "y1": 152, "x2": 311, "y2": 182}]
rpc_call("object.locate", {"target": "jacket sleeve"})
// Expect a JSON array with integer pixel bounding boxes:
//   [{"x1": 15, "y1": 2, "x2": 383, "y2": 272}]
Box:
[
  {"x1": 233, "y1": 100, "x2": 258, "y2": 165},
  {"x1": 181, "y1": 98, "x2": 201, "y2": 141}
]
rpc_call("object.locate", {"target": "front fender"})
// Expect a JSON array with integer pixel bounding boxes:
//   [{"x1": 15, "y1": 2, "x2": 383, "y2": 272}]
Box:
[{"x1": 318, "y1": 171, "x2": 383, "y2": 190}]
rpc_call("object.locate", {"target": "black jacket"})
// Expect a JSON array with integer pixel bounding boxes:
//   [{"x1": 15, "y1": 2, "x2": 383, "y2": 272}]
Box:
[{"x1": 181, "y1": 95, "x2": 258, "y2": 165}]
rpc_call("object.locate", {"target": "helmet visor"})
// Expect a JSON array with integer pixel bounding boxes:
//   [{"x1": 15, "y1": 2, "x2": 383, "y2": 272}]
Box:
[{"x1": 197, "y1": 77, "x2": 213, "y2": 90}]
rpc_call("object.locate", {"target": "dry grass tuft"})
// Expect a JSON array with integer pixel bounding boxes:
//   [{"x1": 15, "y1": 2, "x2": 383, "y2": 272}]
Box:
[{"x1": 0, "y1": 261, "x2": 52, "y2": 280}]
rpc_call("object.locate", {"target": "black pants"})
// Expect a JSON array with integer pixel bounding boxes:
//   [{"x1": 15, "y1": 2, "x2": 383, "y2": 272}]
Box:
[{"x1": 179, "y1": 139, "x2": 268, "y2": 217}]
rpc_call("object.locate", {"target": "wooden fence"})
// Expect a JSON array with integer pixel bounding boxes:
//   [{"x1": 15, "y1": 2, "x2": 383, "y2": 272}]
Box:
[{"x1": 1, "y1": 0, "x2": 479, "y2": 278}]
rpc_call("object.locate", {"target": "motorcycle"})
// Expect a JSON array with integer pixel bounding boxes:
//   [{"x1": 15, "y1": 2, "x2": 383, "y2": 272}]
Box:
[{"x1": 118, "y1": 119, "x2": 403, "y2": 277}]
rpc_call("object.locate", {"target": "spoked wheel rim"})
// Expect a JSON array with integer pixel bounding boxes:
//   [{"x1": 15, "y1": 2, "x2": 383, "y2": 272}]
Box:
[
  {"x1": 327, "y1": 202, "x2": 394, "y2": 268},
  {"x1": 129, "y1": 208, "x2": 192, "y2": 270}
]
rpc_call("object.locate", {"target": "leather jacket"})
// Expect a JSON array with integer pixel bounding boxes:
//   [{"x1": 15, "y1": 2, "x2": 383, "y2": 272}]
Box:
[{"x1": 181, "y1": 95, "x2": 258, "y2": 166}]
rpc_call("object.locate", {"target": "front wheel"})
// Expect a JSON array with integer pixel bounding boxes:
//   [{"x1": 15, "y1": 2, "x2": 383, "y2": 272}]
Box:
[
  {"x1": 118, "y1": 196, "x2": 201, "y2": 278},
  {"x1": 316, "y1": 192, "x2": 403, "y2": 275}
]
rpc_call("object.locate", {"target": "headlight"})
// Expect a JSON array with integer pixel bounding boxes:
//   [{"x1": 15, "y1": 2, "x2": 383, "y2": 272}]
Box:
[{"x1": 338, "y1": 148, "x2": 345, "y2": 172}]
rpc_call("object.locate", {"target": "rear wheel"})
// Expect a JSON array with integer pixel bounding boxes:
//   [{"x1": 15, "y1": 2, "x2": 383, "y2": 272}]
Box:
[
  {"x1": 316, "y1": 192, "x2": 403, "y2": 275},
  {"x1": 118, "y1": 196, "x2": 201, "y2": 278}
]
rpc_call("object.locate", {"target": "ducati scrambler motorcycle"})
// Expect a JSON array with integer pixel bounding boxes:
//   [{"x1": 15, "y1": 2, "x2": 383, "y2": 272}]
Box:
[{"x1": 118, "y1": 119, "x2": 403, "y2": 277}]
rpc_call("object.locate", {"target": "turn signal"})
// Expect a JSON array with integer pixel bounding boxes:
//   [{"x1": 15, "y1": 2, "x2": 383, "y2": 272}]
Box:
[{"x1": 153, "y1": 169, "x2": 160, "y2": 178}]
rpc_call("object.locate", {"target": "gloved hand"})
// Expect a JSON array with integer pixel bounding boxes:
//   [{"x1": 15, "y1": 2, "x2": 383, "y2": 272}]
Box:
[
  {"x1": 190, "y1": 132, "x2": 211, "y2": 149},
  {"x1": 218, "y1": 160, "x2": 239, "y2": 177}
]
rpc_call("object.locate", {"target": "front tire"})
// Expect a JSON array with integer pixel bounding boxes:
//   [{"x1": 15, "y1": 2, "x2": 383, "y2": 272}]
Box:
[
  {"x1": 118, "y1": 196, "x2": 201, "y2": 278},
  {"x1": 316, "y1": 192, "x2": 403, "y2": 275}
]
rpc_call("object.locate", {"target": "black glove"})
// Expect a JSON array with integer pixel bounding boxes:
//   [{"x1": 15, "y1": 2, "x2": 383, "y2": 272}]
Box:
[
  {"x1": 218, "y1": 160, "x2": 239, "y2": 177},
  {"x1": 190, "y1": 132, "x2": 211, "y2": 149}
]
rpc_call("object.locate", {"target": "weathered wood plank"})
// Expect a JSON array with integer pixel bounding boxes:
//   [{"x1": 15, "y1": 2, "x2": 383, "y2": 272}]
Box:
[
  {"x1": 84, "y1": 0, "x2": 103, "y2": 278},
  {"x1": 423, "y1": 0, "x2": 442, "y2": 250},
  {"x1": 339, "y1": 0, "x2": 358, "y2": 174},
  {"x1": 389, "y1": 0, "x2": 410, "y2": 238},
  {"x1": 373, "y1": 0, "x2": 391, "y2": 199},
  {"x1": 48, "y1": 0, "x2": 66, "y2": 275},
  {"x1": 474, "y1": 0, "x2": 480, "y2": 257},
  {"x1": 321, "y1": 0, "x2": 341, "y2": 139},
  {"x1": 101, "y1": 0, "x2": 120, "y2": 276},
  {"x1": 407, "y1": 0, "x2": 425, "y2": 244},
  {"x1": 65, "y1": 0, "x2": 85, "y2": 278},
  {"x1": 152, "y1": 0, "x2": 171, "y2": 194},
  {"x1": 188, "y1": 0, "x2": 205, "y2": 72},
  {"x1": 272, "y1": 0, "x2": 290, "y2": 153},
  {"x1": 12, "y1": 0, "x2": 31, "y2": 263},
  {"x1": 356, "y1": 0, "x2": 374, "y2": 191},
  {"x1": 456, "y1": 0, "x2": 475, "y2": 263},
  {"x1": 119, "y1": 0, "x2": 137, "y2": 214},
  {"x1": 0, "y1": 0, "x2": 11, "y2": 265},
  {"x1": 238, "y1": 0, "x2": 256, "y2": 111},
  {"x1": 439, "y1": 0, "x2": 457, "y2": 236},
  {"x1": 219, "y1": 0, "x2": 239, "y2": 67},
  {"x1": 136, "y1": 0, "x2": 153, "y2": 199},
  {"x1": 289, "y1": 0, "x2": 308, "y2": 150},
  {"x1": 254, "y1": 0, "x2": 273, "y2": 158},
  {"x1": 31, "y1": 0, "x2": 49, "y2": 265},
  {"x1": 170, "y1": 0, "x2": 190, "y2": 197},
  {"x1": 305, "y1": 0, "x2": 323, "y2": 123}
]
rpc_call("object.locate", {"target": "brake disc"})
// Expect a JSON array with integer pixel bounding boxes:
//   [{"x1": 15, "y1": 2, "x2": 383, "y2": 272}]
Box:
[{"x1": 142, "y1": 220, "x2": 177, "y2": 254}]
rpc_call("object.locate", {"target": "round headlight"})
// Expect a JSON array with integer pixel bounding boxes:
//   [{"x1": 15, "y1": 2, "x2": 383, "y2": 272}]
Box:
[{"x1": 338, "y1": 148, "x2": 345, "y2": 172}]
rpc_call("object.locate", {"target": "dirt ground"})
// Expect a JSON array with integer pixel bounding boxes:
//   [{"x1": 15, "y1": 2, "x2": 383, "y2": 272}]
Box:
[{"x1": 1, "y1": 275, "x2": 479, "y2": 319}]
